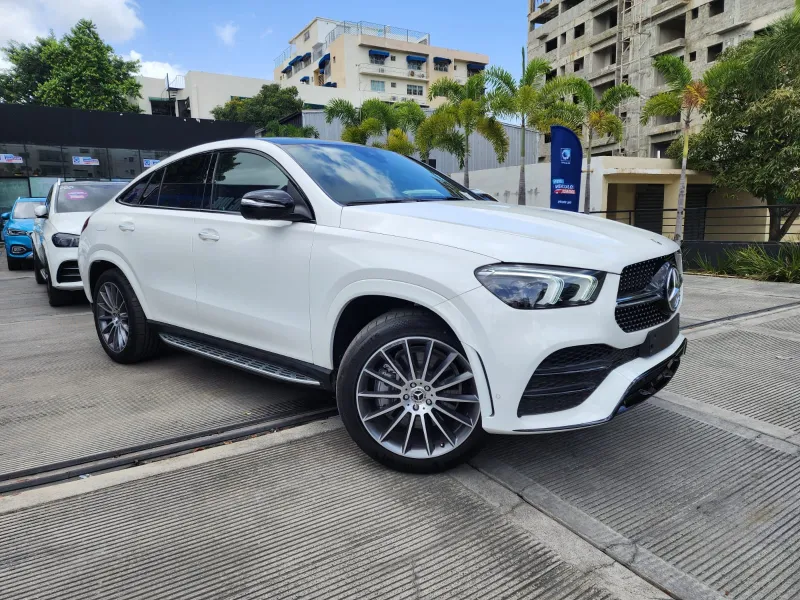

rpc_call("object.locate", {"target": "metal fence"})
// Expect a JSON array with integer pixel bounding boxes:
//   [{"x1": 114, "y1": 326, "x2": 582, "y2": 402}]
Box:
[
  {"x1": 324, "y1": 21, "x2": 430, "y2": 46},
  {"x1": 590, "y1": 204, "x2": 800, "y2": 242}
]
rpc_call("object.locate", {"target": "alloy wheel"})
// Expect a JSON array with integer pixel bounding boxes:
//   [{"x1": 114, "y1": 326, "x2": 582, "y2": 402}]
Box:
[
  {"x1": 96, "y1": 282, "x2": 130, "y2": 353},
  {"x1": 356, "y1": 337, "x2": 480, "y2": 459}
]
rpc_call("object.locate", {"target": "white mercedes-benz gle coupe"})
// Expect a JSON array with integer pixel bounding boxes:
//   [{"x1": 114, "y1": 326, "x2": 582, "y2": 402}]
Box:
[{"x1": 79, "y1": 138, "x2": 686, "y2": 472}]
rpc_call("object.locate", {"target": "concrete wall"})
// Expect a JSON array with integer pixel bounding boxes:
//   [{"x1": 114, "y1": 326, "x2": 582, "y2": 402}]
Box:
[{"x1": 449, "y1": 163, "x2": 555, "y2": 207}]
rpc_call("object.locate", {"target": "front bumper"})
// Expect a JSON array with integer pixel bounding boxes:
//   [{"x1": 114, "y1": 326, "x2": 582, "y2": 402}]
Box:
[
  {"x1": 5, "y1": 234, "x2": 33, "y2": 259},
  {"x1": 443, "y1": 276, "x2": 686, "y2": 435},
  {"x1": 45, "y1": 244, "x2": 83, "y2": 290}
]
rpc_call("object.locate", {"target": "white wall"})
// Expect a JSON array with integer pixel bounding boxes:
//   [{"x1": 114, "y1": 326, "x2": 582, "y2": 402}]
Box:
[
  {"x1": 135, "y1": 76, "x2": 169, "y2": 115},
  {"x1": 183, "y1": 72, "x2": 272, "y2": 119}
]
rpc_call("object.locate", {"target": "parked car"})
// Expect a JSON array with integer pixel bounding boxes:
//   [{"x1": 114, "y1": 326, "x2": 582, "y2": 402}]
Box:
[
  {"x1": 2, "y1": 197, "x2": 46, "y2": 270},
  {"x1": 33, "y1": 179, "x2": 126, "y2": 305},
  {"x1": 79, "y1": 139, "x2": 686, "y2": 472}
]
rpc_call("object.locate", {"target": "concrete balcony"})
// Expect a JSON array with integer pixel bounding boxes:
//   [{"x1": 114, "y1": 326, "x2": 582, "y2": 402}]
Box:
[
  {"x1": 590, "y1": 0, "x2": 616, "y2": 12},
  {"x1": 358, "y1": 63, "x2": 428, "y2": 81},
  {"x1": 651, "y1": 0, "x2": 689, "y2": 19},
  {"x1": 651, "y1": 121, "x2": 682, "y2": 135},
  {"x1": 587, "y1": 64, "x2": 617, "y2": 82},
  {"x1": 654, "y1": 38, "x2": 687, "y2": 55},
  {"x1": 591, "y1": 27, "x2": 618, "y2": 47}
]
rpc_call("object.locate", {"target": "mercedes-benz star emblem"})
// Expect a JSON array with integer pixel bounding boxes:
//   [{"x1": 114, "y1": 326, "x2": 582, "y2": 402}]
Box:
[{"x1": 664, "y1": 265, "x2": 682, "y2": 313}]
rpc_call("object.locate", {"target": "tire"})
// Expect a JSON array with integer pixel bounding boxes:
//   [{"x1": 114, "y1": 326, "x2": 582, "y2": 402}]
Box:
[
  {"x1": 33, "y1": 251, "x2": 45, "y2": 284},
  {"x1": 336, "y1": 309, "x2": 486, "y2": 473},
  {"x1": 93, "y1": 268, "x2": 160, "y2": 364},
  {"x1": 6, "y1": 256, "x2": 21, "y2": 271},
  {"x1": 45, "y1": 264, "x2": 73, "y2": 307}
]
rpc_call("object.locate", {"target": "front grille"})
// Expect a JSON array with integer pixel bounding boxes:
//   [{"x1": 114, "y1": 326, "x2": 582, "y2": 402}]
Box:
[
  {"x1": 615, "y1": 253, "x2": 677, "y2": 333},
  {"x1": 518, "y1": 344, "x2": 638, "y2": 416},
  {"x1": 57, "y1": 261, "x2": 81, "y2": 283}
]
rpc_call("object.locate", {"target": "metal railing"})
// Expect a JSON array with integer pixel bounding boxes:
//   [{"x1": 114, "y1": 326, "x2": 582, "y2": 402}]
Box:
[
  {"x1": 590, "y1": 204, "x2": 800, "y2": 242},
  {"x1": 273, "y1": 45, "x2": 296, "y2": 68},
  {"x1": 325, "y1": 21, "x2": 430, "y2": 46}
]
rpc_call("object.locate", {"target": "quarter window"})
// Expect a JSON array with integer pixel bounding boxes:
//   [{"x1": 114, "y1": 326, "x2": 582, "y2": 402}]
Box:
[
  {"x1": 211, "y1": 151, "x2": 291, "y2": 212},
  {"x1": 158, "y1": 153, "x2": 212, "y2": 209}
]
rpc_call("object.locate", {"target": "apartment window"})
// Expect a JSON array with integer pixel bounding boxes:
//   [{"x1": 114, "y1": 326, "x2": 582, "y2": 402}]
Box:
[
  {"x1": 573, "y1": 57, "x2": 584, "y2": 72},
  {"x1": 707, "y1": 42, "x2": 723, "y2": 62},
  {"x1": 689, "y1": 51, "x2": 697, "y2": 62},
  {"x1": 408, "y1": 61, "x2": 422, "y2": 71},
  {"x1": 391, "y1": 82, "x2": 396, "y2": 88},
  {"x1": 303, "y1": 31, "x2": 310, "y2": 41},
  {"x1": 562, "y1": 0, "x2": 584, "y2": 9},
  {"x1": 560, "y1": 32, "x2": 567, "y2": 45},
  {"x1": 593, "y1": 8, "x2": 617, "y2": 35},
  {"x1": 370, "y1": 55, "x2": 386, "y2": 65},
  {"x1": 434, "y1": 63, "x2": 448, "y2": 72},
  {"x1": 691, "y1": 7, "x2": 699, "y2": 19},
  {"x1": 709, "y1": 0, "x2": 724, "y2": 17},
  {"x1": 574, "y1": 23, "x2": 585, "y2": 38},
  {"x1": 560, "y1": 65, "x2": 566, "y2": 75},
  {"x1": 407, "y1": 84, "x2": 423, "y2": 96},
  {"x1": 620, "y1": 112, "x2": 628, "y2": 121},
  {"x1": 371, "y1": 80, "x2": 385, "y2": 92},
  {"x1": 546, "y1": 69, "x2": 557, "y2": 81},
  {"x1": 622, "y1": 74, "x2": 629, "y2": 84},
  {"x1": 545, "y1": 38, "x2": 557, "y2": 53},
  {"x1": 390, "y1": 55, "x2": 396, "y2": 61}
]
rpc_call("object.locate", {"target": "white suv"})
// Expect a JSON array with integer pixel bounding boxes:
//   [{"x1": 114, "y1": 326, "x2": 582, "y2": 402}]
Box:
[{"x1": 79, "y1": 139, "x2": 686, "y2": 472}]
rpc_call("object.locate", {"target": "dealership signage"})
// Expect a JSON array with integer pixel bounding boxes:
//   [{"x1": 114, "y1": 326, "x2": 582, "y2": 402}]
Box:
[
  {"x1": 72, "y1": 156, "x2": 100, "y2": 166},
  {"x1": 549, "y1": 125, "x2": 583, "y2": 212},
  {"x1": 0, "y1": 154, "x2": 24, "y2": 164},
  {"x1": 143, "y1": 158, "x2": 161, "y2": 168}
]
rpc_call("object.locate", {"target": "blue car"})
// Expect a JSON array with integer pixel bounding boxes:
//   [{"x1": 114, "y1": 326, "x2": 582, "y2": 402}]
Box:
[{"x1": 2, "y1": 197, "x2": 46, "y2": 270}]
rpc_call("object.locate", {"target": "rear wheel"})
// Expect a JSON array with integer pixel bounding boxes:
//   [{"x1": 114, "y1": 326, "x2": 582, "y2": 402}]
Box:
[
  {"x1": 337, "y1": 309, "x2": 485, "y2": 473},
  {"x1": 33, "y1": 251, "x2": 45, "y2": 284},
  {"x1": 93, "y1": 268, "x2": 160, "y2": 363}
]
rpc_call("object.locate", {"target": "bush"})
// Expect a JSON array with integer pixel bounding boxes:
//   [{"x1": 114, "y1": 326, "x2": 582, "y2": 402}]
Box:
[{"x1": 688, "y1": 244, "x2": 800, "y2": 283}]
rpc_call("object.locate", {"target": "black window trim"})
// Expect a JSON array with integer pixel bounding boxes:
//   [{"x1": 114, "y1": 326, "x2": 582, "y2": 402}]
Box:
[{"x1": 115, "y1": 148, "x2": 314, "y2": 221}]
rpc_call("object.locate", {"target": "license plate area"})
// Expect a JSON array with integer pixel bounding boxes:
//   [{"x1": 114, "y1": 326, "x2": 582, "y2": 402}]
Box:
[{"x1": 638, "y1": 315, "x2": 679, "y2": 358}]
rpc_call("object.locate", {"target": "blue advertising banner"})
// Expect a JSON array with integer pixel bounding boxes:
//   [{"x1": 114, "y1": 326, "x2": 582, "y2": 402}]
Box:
[{"x1": 549, "y1": 125, "x2": 583, "y2": 212}]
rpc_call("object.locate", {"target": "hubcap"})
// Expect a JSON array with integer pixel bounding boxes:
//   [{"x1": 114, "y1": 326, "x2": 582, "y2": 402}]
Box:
[
  {"x1": 96, "y1": 282, "x2": 129, "y2": 353},
  {"x1": 356, "y1": 337, "x2": 480, "y2": 459}
]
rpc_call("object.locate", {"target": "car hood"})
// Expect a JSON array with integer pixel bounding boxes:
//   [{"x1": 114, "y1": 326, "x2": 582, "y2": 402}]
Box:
[
  {"x1": 50, "y1": 212, "x2": 91, "y2": 236},
  {"x1": 6, "y1": 218, "x2": 35, "y2": 233},
  {"x1": 339, "y1": 201, "x2": 679, "y2": 274}
]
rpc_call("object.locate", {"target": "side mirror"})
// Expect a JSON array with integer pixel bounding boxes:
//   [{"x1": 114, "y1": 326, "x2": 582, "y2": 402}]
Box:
[
  {"x1": 240, "y1": 189, "x2": 295, "y2": 221},
  {"x1": 0, "y1": 212, "x2": 9, "y2": 220},
  {"x1": 34, "y1": 205, "x2": 48, "y2": 218}
]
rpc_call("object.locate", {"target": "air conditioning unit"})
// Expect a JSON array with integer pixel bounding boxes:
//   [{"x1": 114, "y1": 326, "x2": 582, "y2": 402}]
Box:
[
  {"x1": 409, "y1": 71, "x2": 416, "y2": 77},
  {"x1": 390, "y1": 96, "x2": 398, "y2": 101}
]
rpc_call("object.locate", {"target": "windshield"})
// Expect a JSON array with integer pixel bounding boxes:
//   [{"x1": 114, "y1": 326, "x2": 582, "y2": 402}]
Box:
[
  {"x1": 281, "y1": 143, "x2": 482, "y2": 205},
  {"x1": 12, "y1": 201, "x2": 44, "y2": 219},
  {"x1": 56, "y1": 182, "x2": 126, "y2": 213}
]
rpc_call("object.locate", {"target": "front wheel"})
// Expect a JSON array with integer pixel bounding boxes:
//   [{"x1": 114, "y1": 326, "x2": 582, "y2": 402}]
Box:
[
  {"x1": 337, "y1": 309, "x2": 485, "y2": 473},
  {"x1": 6, "y1": 256, "x2": 22, "y2": 271},
  {"x1": 33, "y1": 251, "x2": 45, "y2": 284},
  {"x1": 45, "y1": 264, "x2": 73, "y2": 306}
]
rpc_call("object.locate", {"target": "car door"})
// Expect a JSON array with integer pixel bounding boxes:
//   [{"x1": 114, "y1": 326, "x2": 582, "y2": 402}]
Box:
[
  {"x1": 192, "y1": 148, "x2": 316, "y2": 363},
  {"x1": 109, "y1": 153, "x2": 212, "y2": 329},
  {"x1": 33, "y1": 185, "x2": 54, "y2": 261}
]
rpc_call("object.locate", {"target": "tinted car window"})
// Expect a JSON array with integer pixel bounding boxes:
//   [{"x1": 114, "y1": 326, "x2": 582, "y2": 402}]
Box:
[
  {"x1": 280, "y1": 143, "x2": 480, "y2": 205},
  {"x1": 117, "y1": 174, "x2": 151, "y2": 205},
  {"x1": 56, "y1": 181, "x2": 126, "y2": 213},
  {"x1": 211, "y1": 151, "x2": 291, "y2": 212},
  {"x1": 12, "y1": 201, "x2": 44, "y2": 219},
  {"x1": 158, "y1": 153, "x2": 212, "y2": 209}
]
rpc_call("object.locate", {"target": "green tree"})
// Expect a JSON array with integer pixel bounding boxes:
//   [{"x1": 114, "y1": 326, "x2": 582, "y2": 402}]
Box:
[
  {"x1": 261, "y1": 120, "x2": 319, "y2": 138},
  {"x1": 420, "y1": 72, "x2": 509, "y2": 187},
  {"x1": 210, "y1": 84, "x2": 303, "y2": 128},
  {"x1": 640, "y1": 55, "x2": 707, "y2": 241},
  {"x1": 0, "y1": 19, "x2": 141, "y2": 112},
  {"x1": 323, "y1": 97, "x2": 397, "y2": 145},
  {"x1": 669, "y1": 41, "x2": 800, "y2": 241},
  {"x1": 487, "y1": 49, "x2": 575, "y2": 205},
  {"x1": 558, "y1": 77, "x2": 639, "y2": 213},
  {"x1": 375, "y1": 100, "x2": 427, "y2": 156}
]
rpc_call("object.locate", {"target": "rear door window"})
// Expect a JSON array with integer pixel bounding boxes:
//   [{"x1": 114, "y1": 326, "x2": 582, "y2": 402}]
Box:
[{"x1": 158, "y1": 153, "x2": 212, "y2": 210}]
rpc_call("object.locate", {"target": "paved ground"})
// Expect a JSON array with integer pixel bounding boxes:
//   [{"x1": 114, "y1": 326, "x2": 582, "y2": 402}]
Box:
[{"x1": 1, "y1": 259, "x2": 800, "y2": 598}]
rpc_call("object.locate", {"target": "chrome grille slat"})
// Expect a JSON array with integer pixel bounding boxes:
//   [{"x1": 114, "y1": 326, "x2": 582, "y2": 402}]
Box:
[{"x1": 615, "y1": 254, "x2": 677, "y2": 333}]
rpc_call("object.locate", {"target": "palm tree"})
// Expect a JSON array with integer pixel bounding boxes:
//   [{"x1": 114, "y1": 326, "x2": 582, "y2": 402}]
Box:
[
  {"x1": 324, "y1": 97, "x2": 396, "y2": 145},
  {"x1": 373, "y1": 101, "x2": 427, "y2": 156},
  {"x1": 640, "y1": 55, "x2": 708, "y2": 242},
  {"x1": 751, "y1": 0, "x2": 800, "y2": 70},
  {"x1": 486, "y1": 49, "x2": 575, "y2": 205},
  {"x1": 559, "y1": 78, "x2": 639, "y2": 213},
  {"x1": 420, "y1": 72, "x2": 509, "y2": 188},
  {"x1": 262, "y1": 120, "x2": 319, "y2": 138}
]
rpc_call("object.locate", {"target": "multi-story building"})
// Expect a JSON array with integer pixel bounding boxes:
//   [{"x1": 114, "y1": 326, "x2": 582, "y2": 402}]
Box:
[
  {"x1": 135, "y1": 72, "x2": 273, "y2": 120},
  {"x1": 273, "y1": 19, "x2": 490, "y2": 108},
  {"x1": 527, "y1": 0, "x2": 795, "y2": 159}
]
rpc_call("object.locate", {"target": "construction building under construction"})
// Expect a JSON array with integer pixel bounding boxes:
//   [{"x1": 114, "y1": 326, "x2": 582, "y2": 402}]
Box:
[{"x1": 527, "y1": 0, "x2": 795, "y2": 159}]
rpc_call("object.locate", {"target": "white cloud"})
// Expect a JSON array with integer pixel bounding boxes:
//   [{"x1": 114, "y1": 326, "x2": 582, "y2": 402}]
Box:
[
  {"x1": 0, "y1": 0, "x2": 143, "y2": 50},
  {"x1": 215, "y1": 21, "x2": 239, "y2": 46},
  {"x1": 124, "y1": 50, "x2": 184, "y2": 80},
  {"x1": 260, "y1": 28, "x2": 273, "y2": 39}
]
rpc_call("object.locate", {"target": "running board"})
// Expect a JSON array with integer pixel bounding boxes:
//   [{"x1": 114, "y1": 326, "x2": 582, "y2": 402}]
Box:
[{"x1": 159, "y1": 333, "x2": 321, "y2": 386}]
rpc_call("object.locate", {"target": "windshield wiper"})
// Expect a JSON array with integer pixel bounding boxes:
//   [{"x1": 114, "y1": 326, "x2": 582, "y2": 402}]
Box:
[
  {"x1": 414, "y1": 196, "x2": 467, "y2": 201},
  {"x1": 345, "y1": 198, "x2": 421, "y2": 205}
]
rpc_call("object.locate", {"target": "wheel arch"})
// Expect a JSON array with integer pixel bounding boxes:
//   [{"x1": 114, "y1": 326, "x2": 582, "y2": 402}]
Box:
[{"x1": 85, "y1": 251, "x2": 151, "y2": 316}]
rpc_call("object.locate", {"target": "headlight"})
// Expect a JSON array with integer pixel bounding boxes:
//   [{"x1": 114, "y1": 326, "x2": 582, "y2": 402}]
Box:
[
  {"x1": 52, "y1": 233, "x2": 80, "y2": 248},
  {"x1": 475, "y1": 264, "x2": 605, "y2": 309},
  {"x1": 7, "y1": 228, "x2": 26, "y2": 236}
]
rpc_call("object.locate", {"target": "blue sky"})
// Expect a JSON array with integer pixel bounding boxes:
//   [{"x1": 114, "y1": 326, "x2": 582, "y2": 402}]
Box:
[{"x1": 0, "y1": 0, "x2": 528, "y2": 82}]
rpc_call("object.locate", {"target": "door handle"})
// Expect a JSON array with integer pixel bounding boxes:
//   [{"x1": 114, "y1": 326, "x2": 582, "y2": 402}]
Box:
[
  {"x1": 118, "y1": 221, "x2": 135, "y2": 232},
  {"x1": 198, "y1": 229, "x2": 219, "y2": 242}
]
